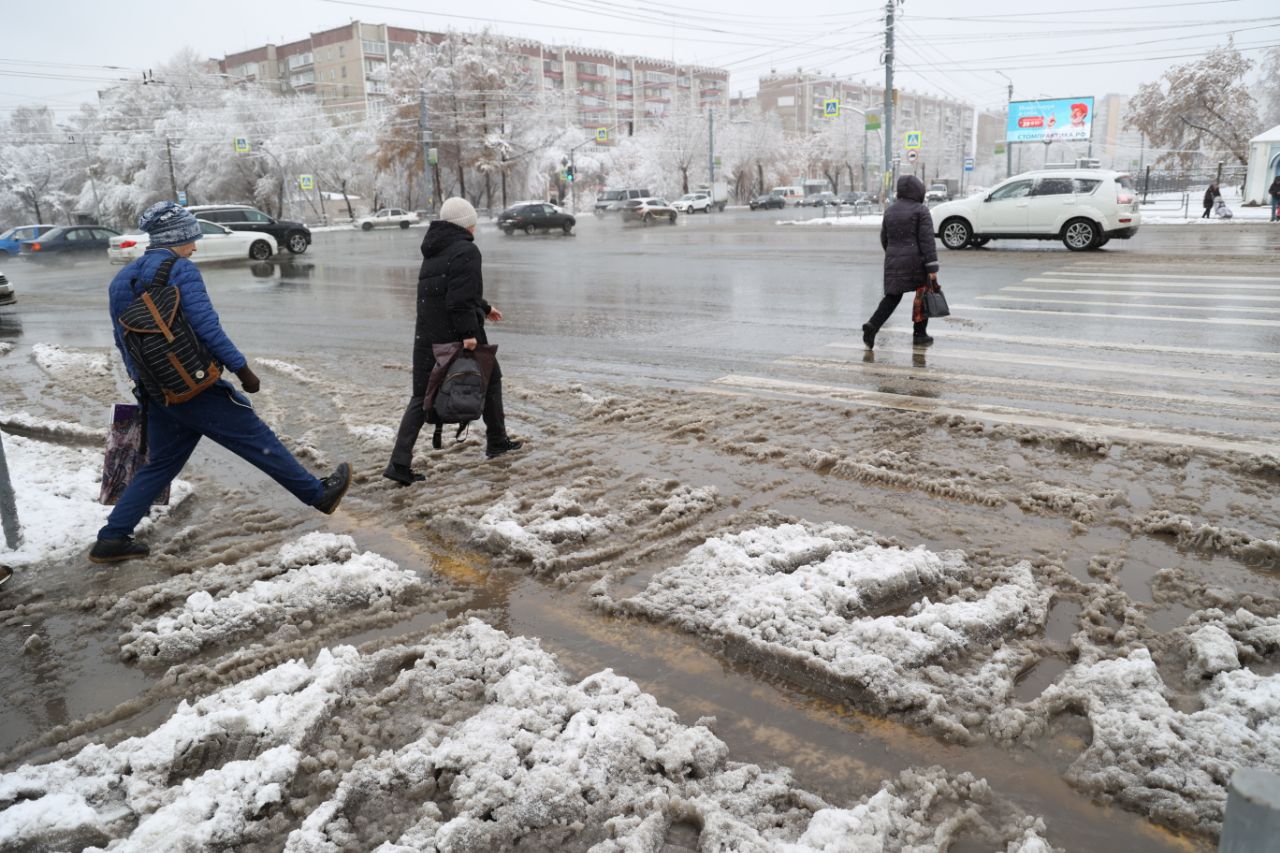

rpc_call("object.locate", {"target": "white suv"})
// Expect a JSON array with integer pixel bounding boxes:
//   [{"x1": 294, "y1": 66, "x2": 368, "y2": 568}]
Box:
[{"x1": 931, "y1": 169, "x2": 1140, "y2": 251}]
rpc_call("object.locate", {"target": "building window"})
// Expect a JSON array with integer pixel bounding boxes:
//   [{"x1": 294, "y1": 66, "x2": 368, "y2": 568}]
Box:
[
  {"x1": 339, "y1": 45, "x2": 345, "y2": 58},
  {"x1": 544, "y1": 59, "x2": 562, "y2": 73},
  {"x1": 341, "y1": 65, "x2": 347, "y2": 78},
  {"x1": 362, "y1": 39, "x2": 387, "y2": 56}
]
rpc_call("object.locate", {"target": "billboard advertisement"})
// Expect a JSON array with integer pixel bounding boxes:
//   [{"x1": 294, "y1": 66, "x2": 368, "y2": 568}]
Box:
[{"x1": 1005, "y1": 97, "x2": 1094, "y2": 143}]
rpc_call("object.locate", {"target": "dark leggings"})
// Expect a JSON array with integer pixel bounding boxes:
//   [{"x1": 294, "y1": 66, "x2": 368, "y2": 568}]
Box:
[
  {"x1": 1202, "y1": 205, "x2": 1213, "y2": 219},
  {"x1": 867, "y1": 292, "x2": 928, "y2": 336}
]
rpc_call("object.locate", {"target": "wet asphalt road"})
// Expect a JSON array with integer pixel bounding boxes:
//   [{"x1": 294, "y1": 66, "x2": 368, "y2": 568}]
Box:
[{"x1": 6, "y1": 209, "x2": 1279, "y2": 455}]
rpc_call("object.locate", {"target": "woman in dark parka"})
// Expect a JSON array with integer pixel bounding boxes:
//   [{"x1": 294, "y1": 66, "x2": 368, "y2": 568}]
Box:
[
  {"x1": 863, "y1": 175, "x2": 940, "y2": 349},
  {"x1": 384, "y1": 197, "x2": 522, "y2": 486}
]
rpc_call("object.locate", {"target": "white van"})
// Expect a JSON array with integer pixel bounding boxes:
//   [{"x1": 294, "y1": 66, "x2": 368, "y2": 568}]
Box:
[{"x1": 770, "y1": 186, "x2": 804, "y2": 206}]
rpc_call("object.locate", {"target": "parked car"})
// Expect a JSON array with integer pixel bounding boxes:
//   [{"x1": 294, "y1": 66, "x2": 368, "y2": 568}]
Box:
[
  {"x1": 21, "y1": 225, "x2": 121, "y2": 261},
  {"x1": 497, "y1": 202, "x2": 576, "y2": 235},
  {"x1": 184, "y1": 204, "x2": 311, "y2": 254},
  {"x1": 770, "y1": 185, "x2": 805, "y2": 206},
  {"x1": 0, "y1": 271, "x2": 14, "y2": 307},
  {"x1": 355, "y1": 208, "x2": 419, "y2": 230},
  {"x1": 799, "y1": 191, "x2": 838, "y2": 207},
  {"x1": 671, "y1": 193, "x2": 712, "y2": 214},
  {"x1": 0, "y1": 224, "x2": 56, "y2": 257},
  {"x1": 620, "y1": 198, "x2": 678, "y2": 224},
  {"x1": 594, "y1": 188, "x2": 652, "y2": 216},
  {"x1": 838, "y1": 191, "x2": 872, "y2": 207},
  {"x1": 748, "y1": 193, "x2": 786, "y2": 211},
  {"x1": 108, "y1": 219, "x2": 277, "y2": 264},
  {"x1": 931, "y1": 169, "x2": 1140, "y2": 252},
  {"x1": 925, "y1": 183, "x2": 950, "y2": 203}
]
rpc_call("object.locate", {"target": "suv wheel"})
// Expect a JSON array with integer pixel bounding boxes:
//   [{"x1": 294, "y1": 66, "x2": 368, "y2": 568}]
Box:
[
  {"x1": 249, "y1": 240, "x2": 272, "y2": 260},
  {"x1": 286, "y1": 232, "x2": 309, "y2": 254},
  {"x1": 562, "y1": 222, "x2": 573, "y2": 235},
  {"x1": 1062, "y1": 218, "x2": 1099, "y2": 251},
  {"x1": 940, "y1": 218, "x2": 972, "y2": 250},
  {"x1": 524, "y1": 224, "x2": 536, "y2": 235}
]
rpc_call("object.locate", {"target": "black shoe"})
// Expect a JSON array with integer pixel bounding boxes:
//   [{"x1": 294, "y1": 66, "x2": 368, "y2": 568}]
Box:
[
  {"x1": 485, "y1": 438, "x2": 524, "y2": 459},
  {"x1": 314, "y1": 462, "x2": 352, "y2": 514},
  {"x1": 912, "y1": 334, "x2": 934, "y2": 346},
  {"x1": 862, "y1": 323, "x2": 876, "y2": 350},
  {"x1": 382, "y1": 463, "x2": 425, "y2": 487},
  {"x1": 88, "y1": 537, "x2": 150, "y2": 564}
]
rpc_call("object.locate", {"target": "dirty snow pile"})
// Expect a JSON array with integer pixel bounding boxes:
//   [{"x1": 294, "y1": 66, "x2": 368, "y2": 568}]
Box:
[
  {"x1": 0, "y1": 619, "x2": 1057, "y2": 850},
  {"x1": 599, "y1": 522, "x2": 1051, "y2": 740},
  {"x1": 446, "y1": 478, "x2": 719, "y2": 573},
  {"x1": 118, "y1": 533, "x2": 423, "y2": 663},
  {"x1": 30, "y1": 343, "x2": 111, "y2": 380},
  {"x1": 1008, "y1": 607, "x2": 1280, "y2": 836},
  {"x1": 0, "y1": 428, "x2": 189, "y2": 568}
]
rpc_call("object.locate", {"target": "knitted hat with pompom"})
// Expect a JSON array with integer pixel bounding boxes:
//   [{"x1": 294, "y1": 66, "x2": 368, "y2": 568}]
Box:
[{"x1": 138, "y1": 201, "x2": 202, "y2": 248}]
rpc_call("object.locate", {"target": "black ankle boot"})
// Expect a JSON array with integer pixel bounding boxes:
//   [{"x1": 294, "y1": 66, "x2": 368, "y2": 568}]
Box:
[
  {"x1": 862, "y1": 323, "x2": 876, "y2": 350},
  {"x1": 314, "y1": 462, "x2": 352, "y2": 514},
  {"x1": 88, "y1": 537, "x2": 150, "y2": 564},
  {"x1": 382, "y1": 463, "x2": 425, "y2": 487},
  {"x1": 486, "y1": 438, "x2": 524, "y2": 459}
]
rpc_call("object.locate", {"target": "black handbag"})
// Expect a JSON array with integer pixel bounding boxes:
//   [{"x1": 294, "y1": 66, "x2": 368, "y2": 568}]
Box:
[{"x1": 923, "y1": 286, "x2": 950, "y2": 318}]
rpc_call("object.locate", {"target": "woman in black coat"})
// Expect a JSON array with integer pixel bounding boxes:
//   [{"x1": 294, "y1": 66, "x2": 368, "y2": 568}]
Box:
[
  {"x1": 384, "y1": 198, "x2": 521, "y2": 486},
  {"x1": 863, "y1": 175, "x2": 940, "y2": 349},
  {"x1": 1202, "y1": 182, "x2": 1220, "y2": 219}
]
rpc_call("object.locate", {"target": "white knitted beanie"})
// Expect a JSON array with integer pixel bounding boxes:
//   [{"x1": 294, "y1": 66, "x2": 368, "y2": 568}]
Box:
[{"x1": 440, "y1": 197, "x2": 478, "y2": 229}]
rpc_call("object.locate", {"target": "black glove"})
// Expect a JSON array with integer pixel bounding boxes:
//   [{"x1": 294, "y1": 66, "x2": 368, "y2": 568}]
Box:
[{"x1": 236, "y1": 365, "x2": 261, "y2": 393}]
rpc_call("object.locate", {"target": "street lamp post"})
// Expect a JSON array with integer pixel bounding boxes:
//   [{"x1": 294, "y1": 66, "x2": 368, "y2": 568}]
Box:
[{"x1": 996, "y1": 71, "x2": 1013, "y2": 179}]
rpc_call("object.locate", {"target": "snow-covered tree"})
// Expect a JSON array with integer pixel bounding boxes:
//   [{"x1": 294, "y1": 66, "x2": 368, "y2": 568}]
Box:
[
  {"x1": 0, "y1": 107, "x2": 78, "y2": 223},
  {"x1": 1128, "y1": 39, "x2": 1260, "y2": 168},
  {"x1": 651, "y1": 108, "x2": 708, "y2": 195},
  {"x1": 1258, "y1": 46, "x2": 1280, "y2": 131}
]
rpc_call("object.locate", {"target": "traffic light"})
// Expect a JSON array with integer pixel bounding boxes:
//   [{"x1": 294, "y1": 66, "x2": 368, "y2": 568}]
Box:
[{"x1": 566, "y1": 165, "x2": 575, "y2": 182}]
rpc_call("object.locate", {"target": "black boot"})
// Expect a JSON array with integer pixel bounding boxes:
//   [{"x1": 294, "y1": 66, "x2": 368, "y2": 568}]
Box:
[
  {"x1": 913, "y1": 321, "x2": 933, "y2": 346},
  {"x1": 486, "y1": 438, "x2": 524, "y2": 459},
  {"x1": 314, "y1": 462, "x2": 352, "y2": 514},
  {"x1": 88, "y1": 537, "x2": 150, "y2": 564},
  {"x1": 862, "y1": 323, "x2": 876, "y2": 350},
  {"x1": 382, "y1": 463, "x2": 425, "y2": 487}
]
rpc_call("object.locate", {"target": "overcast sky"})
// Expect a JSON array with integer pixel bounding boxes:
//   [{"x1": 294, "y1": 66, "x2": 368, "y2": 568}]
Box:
[{"x1": 4, "y1": 0, "x2": 1277, "y2": 118}]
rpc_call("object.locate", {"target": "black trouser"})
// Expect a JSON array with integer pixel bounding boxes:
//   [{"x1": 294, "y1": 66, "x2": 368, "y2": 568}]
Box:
[
  {"x1": 867, "y1": 292, "x2": 928, "y2": 337},
  {"x1": 1202, "y1": 204, "x2": 1212, "y2": 219},
  {"x1": 390, "y1": 354, "x2": 506, "y2": 468}
]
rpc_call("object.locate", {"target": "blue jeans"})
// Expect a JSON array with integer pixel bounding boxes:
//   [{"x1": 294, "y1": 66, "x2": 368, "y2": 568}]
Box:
[{"x1": 99, "y1": 384, "x2": 323, "y2": 540}]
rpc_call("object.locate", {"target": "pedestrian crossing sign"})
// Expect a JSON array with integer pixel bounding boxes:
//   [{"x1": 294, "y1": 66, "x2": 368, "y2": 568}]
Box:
[
  {"x1": 596, "y1": 127, "x2": 608, "y2": 143},
  {"x1": 233, "y1": 137, "x2": 250, "y2": 153},
  {"x1": 298, "y1": 174, "x2": 315, "y2": 191},
  {"x1": 904, "y1": 131, "x2": 922, "y2": 150},
  {"x1": 823, "y1": 99, "x2": 840, "y2": 118}
]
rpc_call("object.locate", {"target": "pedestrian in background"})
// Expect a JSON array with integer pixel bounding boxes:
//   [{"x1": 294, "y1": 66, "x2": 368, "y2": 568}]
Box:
[
  {"x1": 385, "y1": 197, "x2": 523, "y2": 486},
  {"x1": 1269, "y1": 174, "x2": 1280, "y2": 222},
  {"x1": 863, "y1": 175, "x2": 940, "y2": 350},
  {"x1": 1202, "y1": 182, "x2": 1220, "y2": 219},
  {"x1": 90, "y1": 202, "x2": 350, "y2": 564}
]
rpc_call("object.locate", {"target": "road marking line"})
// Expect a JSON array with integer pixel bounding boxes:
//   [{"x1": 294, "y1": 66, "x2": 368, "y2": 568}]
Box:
[
  {"x1": 973, "y1": 295, "x2": 1280, "y2": 315},
  {"x1": 825, "y1": 344, "x2": 1280, "y2": 387},
  {"x1": 1025, "y1": 277, "x2": 1280, "y2": 291},
  {"x1": 1003, "y1": 286, "x2": 1280, "y2": 302},
  {"x1": 707, "y1": 376, "x2": 1277, "y2": 456},
  {"x1": 948, "y1": 304, "x2": 1280, "y2": 327},
  {"x1": 781, "y1": 356, "x2": 1280, "y2": 411},
  {"x1": 1048, "y1": 270, "x2": 1280, "y2": 282},
  {"x1": 831, "y1": 331, "x2": 1280, "y2": 361}
]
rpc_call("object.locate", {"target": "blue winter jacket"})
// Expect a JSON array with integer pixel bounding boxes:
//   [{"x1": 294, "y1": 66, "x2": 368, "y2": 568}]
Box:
[{"x1": 108, "y1": 248, "x2": 247, "y2": 384}]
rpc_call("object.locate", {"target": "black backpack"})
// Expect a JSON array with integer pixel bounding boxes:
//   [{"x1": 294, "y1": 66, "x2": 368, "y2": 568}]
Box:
[
  {"x1": 118, "y1": 256, "x2": 221, "y2": 405},
  {"x1": 430, "y1": 351, "x2": 488, "y2": 448}
]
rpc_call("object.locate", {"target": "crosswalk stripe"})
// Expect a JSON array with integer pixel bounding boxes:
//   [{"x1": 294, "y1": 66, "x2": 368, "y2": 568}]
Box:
[
  {"x1": 1048, "y1": 270, "x2": 1280, "y2": 282},
  {"x1": 973, "y1": 295, "x2": 1280, "y2": 315},
  {"x1": 707, "y1": 376, "x2": 1276, "y2": 456},
  {"x1": 834, "y1": 330, "x2": 1280, "y2": 361},
  {"x1": 1003, "y1": 286, "x2": 1280, "y2": 302},
  {"x1": 949, "y1": 304, "x2": 1280, "y2": 327},
  {"x1": 781, "y1": 356, "x2": 1280, "y2": 411},
  {"x1": 1025, "y1": 277, "x2": 1280, "y2": 291}
]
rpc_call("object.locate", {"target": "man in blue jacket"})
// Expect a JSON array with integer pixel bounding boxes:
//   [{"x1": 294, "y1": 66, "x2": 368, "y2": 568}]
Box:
[{"x1": 89, "y1": 201, "x2": 350, "y2": 564}]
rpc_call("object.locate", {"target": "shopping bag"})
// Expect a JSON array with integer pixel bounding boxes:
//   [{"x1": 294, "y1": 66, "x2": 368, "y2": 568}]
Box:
[{"x1": 99, "y1": 403, "x2": 169, "y2": 506}]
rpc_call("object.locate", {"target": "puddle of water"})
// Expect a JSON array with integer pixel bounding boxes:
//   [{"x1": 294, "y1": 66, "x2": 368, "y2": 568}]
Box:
[
  {"x1": 1147, "y1": 603, "x2": 1195, "y2": 634},
  {"x1": 1045, "y1": 600, "x2": 1083, "y2": 646},
  {"x1": 1015, "y1": 657, "x2": 1071, "y2": 703}
]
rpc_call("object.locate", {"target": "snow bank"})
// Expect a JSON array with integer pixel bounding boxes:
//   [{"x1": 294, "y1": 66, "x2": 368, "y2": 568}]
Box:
[
  {"x1": 603, "y1": 523, "x2": 1050, "y2": 739},
  {"x1": 31, "y1": 342, "x2": 110, "y2": 379},
  {"x1": 1133, "y1": 510, "x2": 1280, "y2": 568},
  {"x1": 0, "y1": 411, "x2": 105, "y2": 443},
  {"x1": 777, "y1": 214, "x2": 883, "y2": 228},
  {"x1": 0, "y1": 430, "x2": 189, "y2": 569},
  {"x1": 1, "y1": 620, "x2": 1056, "y2": 851},
  {"x1": 120, "y1": 533, "x2": 422, "y2": 662}
]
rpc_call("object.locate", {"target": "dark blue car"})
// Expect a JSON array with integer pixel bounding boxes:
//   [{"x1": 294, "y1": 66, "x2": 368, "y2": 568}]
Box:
[
  {"x1": 21, "y1": 225, "x2": 120, "y2": 261},
  {"x1": 0, "y1": 224, "x2": 56, "y2": 256}
]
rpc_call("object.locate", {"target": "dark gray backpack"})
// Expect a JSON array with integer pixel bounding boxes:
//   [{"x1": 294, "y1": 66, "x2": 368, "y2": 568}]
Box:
[{"x1": 433, "y1": 352, "x2": 485, "y2": 424}]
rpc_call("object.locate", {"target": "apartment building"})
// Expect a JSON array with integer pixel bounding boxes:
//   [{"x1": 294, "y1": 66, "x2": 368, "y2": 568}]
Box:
[
  {"x1": 756, "y1": 71, "x2": 975, "y2": 180},
  {"x1": 219, "y1": 21, "x2": 729, "y2": 129}
]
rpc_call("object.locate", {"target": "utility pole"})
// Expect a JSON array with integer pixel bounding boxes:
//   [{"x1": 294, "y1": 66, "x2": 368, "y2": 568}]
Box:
[
  {"x1": 165, "y1": 137, "x2": 178, "y2": 201},
  {"x1": 707, "y1": 107, "x2": 715, "y2": 189},
  {"x1": 76, "y1": 135, "x2": 103, "y2": 225},
  {"x1": 883, "y1": 0, "x2": 896, "y2": 201},
  {"x1": 419, "y1": 89, "x2": 436, "y2": 215},
  {"x1": 995, "y1": 72, "x2": 1013, "y2": 179}
]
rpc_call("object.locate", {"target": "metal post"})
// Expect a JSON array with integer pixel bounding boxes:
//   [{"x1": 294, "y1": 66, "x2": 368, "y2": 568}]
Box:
[
  {"x1": 0, "y1": 431, "x2": 21, "y2": 551},
  {"x1": 1143, "y1": 164, "x2": 1152, "y2": 204},
  {"x1": 883, "y1": 0, "x2": 895, "y2": 201},
  {"x1": 708, "y1": 107, "x2": 715, "y2": 190},
  {"x1": 314, "y1": 176, "x2": 327, "y2": 226},
  {"x1": 165, "y1": 137, "x2": 179, "y2": 201},
  {"x1": 570, "y1": 150, "x2": 577, "y2": 215},
  {"x1": 1219, "y1": 768, "x2": 1280, "y2": 852},
  {"x1": 419, "y1": 89, "x2": 435, "y2": 215}
]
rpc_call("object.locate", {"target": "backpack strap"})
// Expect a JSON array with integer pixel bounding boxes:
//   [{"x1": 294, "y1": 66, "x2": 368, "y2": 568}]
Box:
[{"x1": 129, "y1": 254, "x2": 181, "y2": 295}]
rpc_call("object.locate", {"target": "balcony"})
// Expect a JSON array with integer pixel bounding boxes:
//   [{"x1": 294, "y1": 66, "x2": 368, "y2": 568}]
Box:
[
  {"x1": 644, "y1": 96, "x2": 670, "y2": 103},
  {"x1": 577, "y1": 72, "x2": 608, "y2": 82}
]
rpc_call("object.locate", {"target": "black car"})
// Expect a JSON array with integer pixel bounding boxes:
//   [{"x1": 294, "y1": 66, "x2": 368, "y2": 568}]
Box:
[
  {"x1": 748, "y1": 194, "x2": 785, "y2": 210},
  {"x1": 498, "y1": 203, "x2": 575, "y2": 235},
  {"x1": 20, "y1": 225, "x2": 122, "y2": 261},
  {"x1": 184, "y1": 205, "x2": 312, "y2": 254}
]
